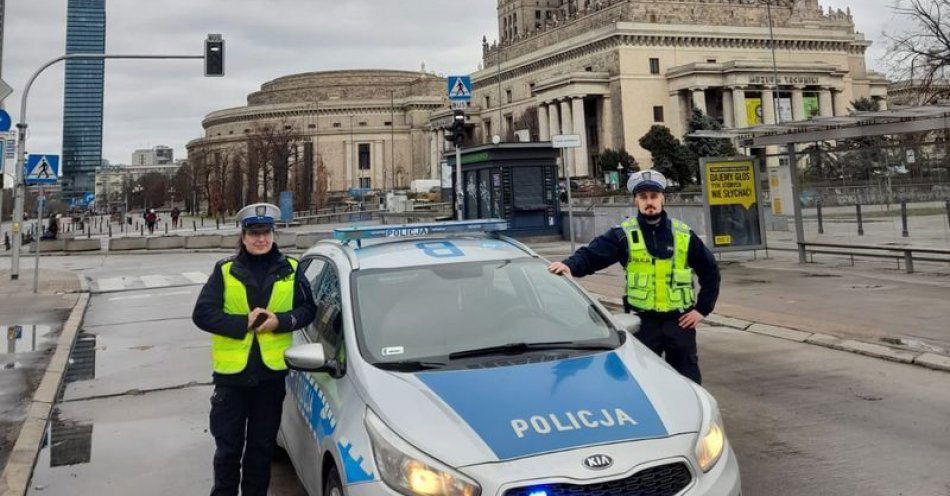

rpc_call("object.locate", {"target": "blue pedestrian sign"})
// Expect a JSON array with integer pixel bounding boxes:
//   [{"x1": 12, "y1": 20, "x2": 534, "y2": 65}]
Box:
[
  {"x1": 25, "y1": 154, "x2": 59, "y2": 185},
  {"x1": 0, "y1": 110, "x2": 11, "y2": 133},
  {"x1": 447, "y1": 75, "x2": 472, "y2": 101}
]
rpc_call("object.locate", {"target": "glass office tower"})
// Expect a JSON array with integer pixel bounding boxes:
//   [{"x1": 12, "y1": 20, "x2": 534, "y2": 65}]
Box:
[{"x1": 61, "y1": 0, "x2": 105, "y2": 202}]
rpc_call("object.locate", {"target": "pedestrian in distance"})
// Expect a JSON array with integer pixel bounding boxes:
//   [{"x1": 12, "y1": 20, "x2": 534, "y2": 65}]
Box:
[
  {"x1": 145, "y1": 209, "x2": 157, "y2": 234},
  {"x1": 171, "y1": 206, "x2": 181, "y2": 229},
  {"x1": 548, "y1": 170, "x2": 720, "y2": 384},
  {"x1": 192, "y1": 202, "x2": 317, "y2": 496}
]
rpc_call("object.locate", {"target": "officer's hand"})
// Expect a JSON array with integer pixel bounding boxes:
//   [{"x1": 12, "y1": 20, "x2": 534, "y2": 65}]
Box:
[
  {"x1": 247, "y1": 308, "x2": 266, "y2": 330},
  {"x1": 678, "y1": 310, "x2": 704, "y2": 330},
  {"x1": 255, "y1": 311, "x2": 280, "y2": 333},
  {"x1": 547, "y1": 262, "x2": 572, "y2": 276}
]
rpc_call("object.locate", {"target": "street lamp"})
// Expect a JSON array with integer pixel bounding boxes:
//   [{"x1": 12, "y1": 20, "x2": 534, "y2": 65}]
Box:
[{"x1": 757, "y1": 0, "x2": 789, "y2": 124}]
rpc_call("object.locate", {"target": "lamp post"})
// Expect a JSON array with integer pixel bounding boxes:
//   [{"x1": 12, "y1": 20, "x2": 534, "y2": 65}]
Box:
[{"x1": 758, "y1": 0, "x2": 787, "y2": 124}]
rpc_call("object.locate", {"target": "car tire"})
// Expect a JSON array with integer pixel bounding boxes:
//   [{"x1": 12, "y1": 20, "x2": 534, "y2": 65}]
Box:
[{"x1": 323, "y1": 466, "x2": 344, "y2": 496}]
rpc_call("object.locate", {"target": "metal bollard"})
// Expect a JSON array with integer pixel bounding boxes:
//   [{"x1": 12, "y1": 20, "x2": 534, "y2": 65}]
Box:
[
  {"x1": 856, "y1": 204, "x2": 864, "y2": 236},
  {"x1": 201, "y1": 217, "x2": 204, "y2": 227},
  {"x1": 946, "y1": 199, "x2": 950, "y2": 229},
  {"x1": 164, "y1": 223, "x2": 168, "y2": 235},
  {"x1": 140, "y1": 225, "x2": 144, "y2": 237},
  {"x1": 216, "y1": 219, "x2": 220, "y2": 230},
  {"x1": 108, "y1": 224, "x2": 112, "y2": 238},
  {"x1": 816, "y1": 200, "x2": 824, "y2": 234},
  {"x1": 193, "y1": 220, "x2": 197, "y2": 232},
  {"x1": 87, "y1": 225, "x2": 91, "y2": 239},
  {"x1": 901, "y1": 201, "x2": 909, "y2": 238}
]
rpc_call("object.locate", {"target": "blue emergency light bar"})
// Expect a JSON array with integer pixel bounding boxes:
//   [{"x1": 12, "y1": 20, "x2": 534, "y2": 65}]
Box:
[{"x1": 333, "y1": 219, "x2": 509, "y2": 242}]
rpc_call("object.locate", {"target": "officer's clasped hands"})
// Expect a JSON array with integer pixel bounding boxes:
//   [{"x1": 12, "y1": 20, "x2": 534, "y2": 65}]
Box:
[{"x1": 247, "y1": 307, "x2": 279, "y2": 333}]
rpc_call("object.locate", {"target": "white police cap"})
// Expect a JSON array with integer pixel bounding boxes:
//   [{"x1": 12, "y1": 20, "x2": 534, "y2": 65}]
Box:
[
  {"x1": 627, "y1": 170, "x2": 668, "y2": 194},
  {"x1": 237, "y1": 203, "x2": 281, "y2": 229}
]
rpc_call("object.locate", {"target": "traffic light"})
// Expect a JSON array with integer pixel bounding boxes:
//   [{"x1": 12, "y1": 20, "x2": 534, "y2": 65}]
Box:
[
  {"x1": 205, "y1": 34, "x2": 225, "y2": 77},
  {"x1": 451, "y1": 110, "x2": 466, "y2": 146}
]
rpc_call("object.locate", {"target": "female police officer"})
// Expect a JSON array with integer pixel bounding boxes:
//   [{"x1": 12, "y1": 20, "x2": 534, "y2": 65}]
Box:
[{"x1": 193, "y1": 203, "x2": 316, "y2": 496}]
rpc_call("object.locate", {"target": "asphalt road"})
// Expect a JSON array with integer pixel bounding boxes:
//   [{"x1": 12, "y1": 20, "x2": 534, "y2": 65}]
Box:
[{"x1": 21, "y1": 253, "x2": 950, "y2": 495}]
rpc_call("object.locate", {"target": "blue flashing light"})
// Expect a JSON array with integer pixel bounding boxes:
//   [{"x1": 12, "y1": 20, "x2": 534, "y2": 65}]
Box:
[
  {"x1": 333, "y1": 219, "x2": 509, "y2": 242},
  {"x1": 527, "y1": 490, "x2": 549, "y2": 496}
]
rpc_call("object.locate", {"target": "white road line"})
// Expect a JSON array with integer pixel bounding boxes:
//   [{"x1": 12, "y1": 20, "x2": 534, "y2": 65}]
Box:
[
  {"x1": 182, "y1": 272, "x2": 208, "y2": 284},
  {"x1": 95, "y1": 278, "x2": 126, "y2": 292},
  {"x1": 108, "y1": 290, "x2": 193, "y2": 301},
  {"x1": 141, "y1": 275, "x2": 168, "y2": 288}
]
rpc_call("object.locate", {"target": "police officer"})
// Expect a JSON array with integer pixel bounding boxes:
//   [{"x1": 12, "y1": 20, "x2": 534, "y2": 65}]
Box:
[
  {"x1": 548, "y1": 170, "x2": 720, "y2": 384},
  {"x1": 193, "y1": 203, "x2": 317, "y2": 496}
]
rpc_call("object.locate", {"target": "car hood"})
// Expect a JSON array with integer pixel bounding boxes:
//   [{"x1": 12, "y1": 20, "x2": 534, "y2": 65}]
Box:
[{"x1": 360, "y1": 340, "x2": 702, "y2": 468}]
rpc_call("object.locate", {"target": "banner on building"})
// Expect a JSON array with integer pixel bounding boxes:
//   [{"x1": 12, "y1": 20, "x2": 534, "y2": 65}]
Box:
[
  {"x1": 803, "y1": 95, "x2": 820, "y2": 119},
  {"x1": 746, "y1": 98, "x2": 763, "y2": 126},
  {"x1": 700, "y1": 157, "x2": 767, "y2": 252},
  {"x1": 777, "y1": 97, "x2": 793, "y2": 123}
]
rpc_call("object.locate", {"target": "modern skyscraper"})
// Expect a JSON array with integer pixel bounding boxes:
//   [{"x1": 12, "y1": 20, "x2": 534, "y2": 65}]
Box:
[{"x1": 62, "y1": 0, "x2": 105, "y2": 201}]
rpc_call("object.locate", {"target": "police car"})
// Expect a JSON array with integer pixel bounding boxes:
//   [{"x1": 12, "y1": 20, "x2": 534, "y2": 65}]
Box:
[{"x1": 278, "y1": 220, "x2": 741, "y2": 496}]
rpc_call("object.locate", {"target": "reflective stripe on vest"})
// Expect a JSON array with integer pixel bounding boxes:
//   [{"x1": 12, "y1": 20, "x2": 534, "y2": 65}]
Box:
[
  {"x1": 621, "y1": 217, "x2": 695, "y2": 313},
  {"x1": 211, "y1": 258, "x2": 298, "y2": 374}
]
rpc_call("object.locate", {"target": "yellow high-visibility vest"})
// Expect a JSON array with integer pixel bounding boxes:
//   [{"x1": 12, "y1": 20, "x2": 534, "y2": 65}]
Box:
[
  {"x1": 621, "y1": 218, "x2": 695, "y2": 313},
  {"x1": 211, "y1": 258, "x2": 297, "y2": 374}
]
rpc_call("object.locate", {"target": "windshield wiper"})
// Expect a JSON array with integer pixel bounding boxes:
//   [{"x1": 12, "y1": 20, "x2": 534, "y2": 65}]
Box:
[
  {"x1": 448, "y1": 341, "x2": 615, "y2": 360},
  {"x1": 374, "y1": 360, "x2": 448, "y2": 372}
]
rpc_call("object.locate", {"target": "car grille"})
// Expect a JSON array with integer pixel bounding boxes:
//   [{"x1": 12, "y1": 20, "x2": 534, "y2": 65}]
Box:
[{"x1": 503, "y1": 462, "x2": 692, "y2": 496}]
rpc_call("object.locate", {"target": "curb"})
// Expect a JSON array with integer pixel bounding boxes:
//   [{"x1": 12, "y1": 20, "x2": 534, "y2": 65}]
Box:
[
  {"x1": 0, "y1": 281, "x2": 91, "y2": 495},
  {"x1": 591, "y1": 293, "x2": 950, "y2": 373}
]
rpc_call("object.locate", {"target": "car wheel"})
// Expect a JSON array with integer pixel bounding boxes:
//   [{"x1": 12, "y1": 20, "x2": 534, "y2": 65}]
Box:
[{"x1": 323, "y1": 466, "x2": 344, "y2": 496}]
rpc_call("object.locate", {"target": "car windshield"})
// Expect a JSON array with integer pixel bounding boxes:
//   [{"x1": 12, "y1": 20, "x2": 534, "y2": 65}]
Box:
[{"x1": 353, "y1": 258, "x2": 619, "y2": 364}]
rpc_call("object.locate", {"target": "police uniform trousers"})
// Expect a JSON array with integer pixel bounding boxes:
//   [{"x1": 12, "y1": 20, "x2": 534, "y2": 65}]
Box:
[
  {"x1": 209, "y1": 378, "x2": 286, "y2": 496},
  {"x1": 634, "y1": 315, "x2": 702, "y2": 384}
]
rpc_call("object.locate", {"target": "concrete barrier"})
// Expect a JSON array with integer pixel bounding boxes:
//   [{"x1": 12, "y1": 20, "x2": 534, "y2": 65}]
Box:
[
  {"x1": 146, "y1": 236, "x2": 185, "y2": 250},
  {"x1": 65, "y1": 238, "x2": 101, "y2": 252},
  {"x1": 275, "y1": 232, "x2": 298, "y2": 248},
  {"x1": 185, "y1": 235, "x2": 223, "y2": 249},
  {"x1": 108, "y1": 237, "x2": 147, "y2": 251},
  {"x1": 38, "y1": 239, "x2": 65, "y2": 252},
  {"x1": 220, "y1": 235, "x2": 240, "y2": 249},
  {"x1": 296, "y1": 232, "x2": 332, "y2": 249}
]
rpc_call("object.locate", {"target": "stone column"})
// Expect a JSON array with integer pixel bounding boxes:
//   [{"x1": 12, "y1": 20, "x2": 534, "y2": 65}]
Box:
[
  {"x1": 548, "y1": 102, "x2": 561, "y2": 138},
  {"x1": 877, "y1": 98, "x2": 888, "y2": 111},
  {"x1": 691, "y1": 87, "x2": 707, "y2": 114},
  {"x1": 571, "y1": 97, "x2": 590, "y2": 177},
  {"x1": 559, "y1": 99, "x2": 574, "y2": 174},
  {"x1": 374, "y1": 140, "x2": 384, "y2": 187},
  {"x1": 791, "y1": 86, "x2": 805, "y2": 121},
  {"x1": 668, "y1": 92, "x2": 684, "y2": 136},
  {"x1": 762, "y1": 89, "x2": 776, "y2": 125},
  {"x1": 732, "y1": 87, "x2": 748, "y2": 128},
  {"x1": 819, "y1": 88, "x2": 834, "y2": 117},
  {"x1": 345, "y1": 139, "x2": 353, "y2": 188},
  {"x1": 722, "y1": 89, "x2": 735, "y2": 128},
  {"x1": 429, "y1": 131, "x2": 438, "y2": 180},
  {"x1": 600, "y1": 95, "x2": 614, "y2": 151},
  {"x1": 833, "y1": 89, "x2": 848, "y2": 117},
  {"x1": 538, "y1": 104, "x2": 550, "y2": 141}
]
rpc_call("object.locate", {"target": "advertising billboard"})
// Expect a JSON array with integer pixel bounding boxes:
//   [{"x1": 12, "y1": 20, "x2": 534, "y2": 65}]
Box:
[{"x1": 701, "y1": 157, "x2": 767, "y2": 252}]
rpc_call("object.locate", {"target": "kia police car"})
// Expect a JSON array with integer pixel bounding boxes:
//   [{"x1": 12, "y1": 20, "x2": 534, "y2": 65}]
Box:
[{"x1": 278, "y1": 219, "x2": 740, "y2": 496}]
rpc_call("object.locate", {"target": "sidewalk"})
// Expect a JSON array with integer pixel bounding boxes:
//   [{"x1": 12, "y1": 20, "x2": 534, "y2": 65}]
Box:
[
  {"x1": 529, "y1": 241, "x2": 950, "y2": 358},
  {"x1": 0, "y1": 269, "x2": 85, "y2": 490}
]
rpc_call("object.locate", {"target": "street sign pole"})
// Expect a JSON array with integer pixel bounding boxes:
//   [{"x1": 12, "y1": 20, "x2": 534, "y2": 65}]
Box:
[
  {"x1": 33, "y1": 186, "x2": 43, "y2": 293},
  {"x1": 552, "y1": 134, "x2": 581, "y2": 252}
]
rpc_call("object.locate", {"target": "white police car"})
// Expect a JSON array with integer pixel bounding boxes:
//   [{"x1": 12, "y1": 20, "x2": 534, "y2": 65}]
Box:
[{"x1": 278, "y1": 220, "x2": 740, "y2": 496}]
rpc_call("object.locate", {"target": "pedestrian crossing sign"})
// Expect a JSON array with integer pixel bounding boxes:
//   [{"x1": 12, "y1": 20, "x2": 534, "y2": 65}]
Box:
[
  {"x1": 447, "y1": 75, "x2": 472, "y2": 101},
  {"x1": 25, "y1": 154, "x2": 59, "y2": 185}
]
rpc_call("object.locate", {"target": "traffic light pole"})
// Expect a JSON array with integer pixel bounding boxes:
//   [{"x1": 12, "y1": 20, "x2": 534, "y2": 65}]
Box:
[{"x1": 9, "y1": 52, "x2": 205, "y2": 280}]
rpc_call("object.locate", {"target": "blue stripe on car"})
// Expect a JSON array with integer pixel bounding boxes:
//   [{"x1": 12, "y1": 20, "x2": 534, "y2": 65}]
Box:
[{"x1": 416, "y1": 352, "x2": 668, "y2": 460}]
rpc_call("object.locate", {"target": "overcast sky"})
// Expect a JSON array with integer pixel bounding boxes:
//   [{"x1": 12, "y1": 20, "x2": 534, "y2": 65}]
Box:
[{"x1": 2, "y1": 0, "x2": 895, "y2": 182}]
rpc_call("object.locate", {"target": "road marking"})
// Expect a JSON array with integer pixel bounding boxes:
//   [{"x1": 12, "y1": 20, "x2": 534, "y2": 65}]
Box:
[
  {"x1": 182, "y1": 272, "x2": 208, "y2": 284},
  {"x1": 141, "y1": 275, "x2": 168, "y2": 288},
  {"x1": 108, "y1": 290, "x2": 193, "y2": 301},
  {"x1": 95, "y1": 278, "x2": 125, "y2": 292}
]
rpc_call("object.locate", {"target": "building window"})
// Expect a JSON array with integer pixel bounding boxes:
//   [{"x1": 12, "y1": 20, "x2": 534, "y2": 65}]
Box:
[
  {"x1": 384, "y1": 121, "x2": 392, "y2": 126},
  {"x1": 706, "y1": 59, "x2": 717, "y2": 64},
  {"x1": 649, "y1": 58, "x2": 660, "y2": 75},
  {"x1": 653, "y1": 106, "x2": 665, "y2": 122},
  {"x1": 358, "y1": 143, "x2": 371, "y2": 170},
  {"x1": 359, "y1": 177, "x2": 372, "y2": 189},
  {"x1": 333, "y1": 122, "x2": 341, "y2": 128},
  {"x1": 506, "y1": 89, "x2": 512, "y2": 103},
  {"x1": 308, "y1": 123, "x2": 316, "y2": 129},
  {"x1": 529, "y1": 83, "x2": 536, "y2": 96},
  {"x1": 284, "y1": 125, "x2": 292, "y2": 130},
  {"x1": 505, "y1": 114, "x2": 513, "y2": 136},
  {"x1": 485, "y1": 95, "x2": 491, "y2": 108}
]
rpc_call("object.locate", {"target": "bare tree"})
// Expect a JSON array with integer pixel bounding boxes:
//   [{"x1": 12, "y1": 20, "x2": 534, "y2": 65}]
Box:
[
  {"x1": 516, "y1": 107, "x2": 540, "y2": 141},
  {"x1": 887, "y1": 0, "x2": 950, "y2": 104},
  {"x1": 247, "y1": 121, "x2": 301, "y2": 202},
  {"x1": 313, "y1": 153, "x2": 329, "y2": 212}
]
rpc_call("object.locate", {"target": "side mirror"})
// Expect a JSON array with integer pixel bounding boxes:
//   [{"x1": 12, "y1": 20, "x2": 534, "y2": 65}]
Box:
[
  {"x1": 612, "y1": 313, "x2": 641, "y2": 334},
  {"x1": 284, "y1": 343, "x2": 328, "y2": 372}
]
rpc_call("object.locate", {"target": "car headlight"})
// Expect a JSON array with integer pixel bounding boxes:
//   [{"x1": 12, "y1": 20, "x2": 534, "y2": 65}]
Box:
[
  {"x1": 365, "y1": 409, "x2": 481, "y2": 496},
  {"x1": 693, "y1": 389, "x2": 726, "y2": 473}
]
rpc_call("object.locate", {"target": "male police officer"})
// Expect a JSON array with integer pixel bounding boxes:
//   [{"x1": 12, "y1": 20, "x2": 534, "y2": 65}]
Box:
[
  {"x1": 548, "y1": 171, "x2": 720, "y2": 384},
  {"x1": 193, "y1": 203, "x2": 316, "y2": 496}
]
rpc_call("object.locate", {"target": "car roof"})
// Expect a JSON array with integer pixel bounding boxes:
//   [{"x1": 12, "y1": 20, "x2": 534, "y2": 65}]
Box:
[{"x1": 307, "y1": 235, "x2": 537, "y2": 271}]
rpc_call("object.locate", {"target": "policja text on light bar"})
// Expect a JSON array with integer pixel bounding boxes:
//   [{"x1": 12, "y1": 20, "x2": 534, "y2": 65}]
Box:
[{"x1": 333, "y1": 219, "x2": 509, "y2": 242}]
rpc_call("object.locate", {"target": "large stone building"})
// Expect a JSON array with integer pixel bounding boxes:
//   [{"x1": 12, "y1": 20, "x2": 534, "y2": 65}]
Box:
[
  {"x1": 457, "y1": 0, "x2": 889, "y2": 176},
  {"x1": 188, "y1": 70, "x2": 446, "y2": 195}
]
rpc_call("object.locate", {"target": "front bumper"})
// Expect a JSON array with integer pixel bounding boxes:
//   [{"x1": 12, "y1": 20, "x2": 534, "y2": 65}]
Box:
[{"x1": 344, "y1": 435, "x2": 740, "y2": 496}]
